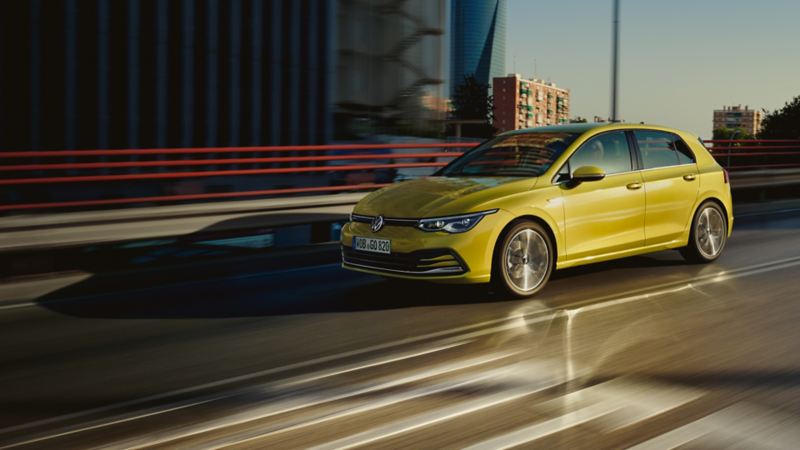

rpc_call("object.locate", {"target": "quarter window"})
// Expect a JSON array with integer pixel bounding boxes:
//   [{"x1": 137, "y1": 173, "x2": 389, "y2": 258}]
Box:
[
  {"x1": 675, "y1": 139, "x2": 695, "y2": 165},
  {"x1": 635, "y1": 130, "x2": 696, "y2": 169},
  {"x1": 567, "y1": 131, "x2": 632, "y2": 176}
]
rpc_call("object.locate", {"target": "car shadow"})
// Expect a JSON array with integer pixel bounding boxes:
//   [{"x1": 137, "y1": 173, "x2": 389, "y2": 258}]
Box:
[
  {"x1": 34, "y1": 256, "x2": 693, "y2": 321},
  {"x1": 35, "y1": 274, "x2": 500, "y2": 319}
]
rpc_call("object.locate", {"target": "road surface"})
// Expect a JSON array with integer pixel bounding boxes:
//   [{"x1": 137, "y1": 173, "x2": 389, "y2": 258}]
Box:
[{"x1": 1, "y1": 202, "x2": 800, "y2": 448}]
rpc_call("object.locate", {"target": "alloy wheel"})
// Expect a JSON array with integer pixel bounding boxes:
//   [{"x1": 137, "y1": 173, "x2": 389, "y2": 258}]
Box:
[
  {"x1": 504, "y1": 229, "x2": 550, "y2": 293},
  {"x1": 696, "y1": 206, "x2": 726, "y2": 259}
]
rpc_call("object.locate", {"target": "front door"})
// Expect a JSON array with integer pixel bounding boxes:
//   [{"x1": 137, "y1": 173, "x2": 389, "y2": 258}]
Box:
[{"x1": 559, "y1": 131, "x2": 646, "y2": 261}]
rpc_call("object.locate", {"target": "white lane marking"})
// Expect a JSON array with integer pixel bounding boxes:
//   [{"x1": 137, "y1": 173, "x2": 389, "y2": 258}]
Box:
[
  {"x1": 0, "y1": 398, "x2": 224, "y2": 450},
  {"x1": 586, "y1": 380, "x2": 705, "y2": 431},
  {"x1": 547, "y1": 378, "x2": 705, "y2": 409},
  {"x1": 464, "y1": 379, "x2": 705, "y2": 450},
  {"x1": 0, "y1": 272, "x2": 92, "y2": 307},
  {"x1": 308, "y1": 377, "x2": 558, "y2": 450},
  {"x1": 464, "y1": 402, "x2": 622, "y2": 450},
  {"x1": 574, "y1": 254, "x2": 800, "y2": 313},
  {"x1": 630, "y1": 402, "x2": 800, "y2": 450},
  {"x1": 629, "y1": 419, "x2": 711, "y2": 450},
  {"x1": 91, "y1": 350, "x2": 525, "y2": 450},
  {"x1": 5, "y1": 254, "x2": 800, "y2": 446},
  {"x1": 203, "y1": 364, "x2": 557, "y2": 450},
  {"x1": 276, "y1": 340, "x2": 472, "y2": 387},
  {"x1": 737, "y1": 207, "x2": 800, "y2": 218}
]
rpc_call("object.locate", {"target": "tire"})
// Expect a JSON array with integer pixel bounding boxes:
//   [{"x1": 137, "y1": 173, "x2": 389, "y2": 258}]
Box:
[
  {"x1": 492, "y1": 220, "x2": 554, "y2": 298},
  {"x1": 680, "y1": 201, "x2": 728, "y2": 263}
]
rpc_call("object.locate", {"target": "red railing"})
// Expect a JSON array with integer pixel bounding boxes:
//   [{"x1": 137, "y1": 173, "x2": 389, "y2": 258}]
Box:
[
  {"x1": 0, "y1": 143, "x2": 476, "y2": 212},
  {"x1": 704, "y1": 139, "x2": 800, "y2": 171},
  {"x1": 1, "y1": 139, "x2": 799, "y2": 212}
]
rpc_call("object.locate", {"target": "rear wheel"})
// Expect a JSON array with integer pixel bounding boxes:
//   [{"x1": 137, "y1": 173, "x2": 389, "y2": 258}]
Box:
[
  {"x1": 493, "y1": 221, "x2": 554, "y2": 298},
  {"x1": 680, "y1": 201, "x2": 728, "y2": 263}
]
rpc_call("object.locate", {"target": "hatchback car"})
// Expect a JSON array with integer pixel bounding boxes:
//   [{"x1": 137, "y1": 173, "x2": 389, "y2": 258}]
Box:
[{"x1": 341, "y1": 123, "x2": 733, "y2": 297}]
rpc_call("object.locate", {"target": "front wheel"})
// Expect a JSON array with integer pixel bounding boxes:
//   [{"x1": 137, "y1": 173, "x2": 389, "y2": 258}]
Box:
[
  {"x1": 493, "y1": 221, "x2": 554, "y2": 298},
  {"x1": 680, "y1": 201, "x2": 728, "y2": 263}
]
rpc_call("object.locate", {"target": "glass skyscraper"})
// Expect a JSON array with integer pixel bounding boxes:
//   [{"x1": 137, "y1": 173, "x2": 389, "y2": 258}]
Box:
[{"x1": 450, "y1": 0, "x2": 506, "y2": 96}]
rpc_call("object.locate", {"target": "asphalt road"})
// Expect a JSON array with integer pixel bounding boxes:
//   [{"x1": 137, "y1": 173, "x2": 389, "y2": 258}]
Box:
[{"x1": 1, "y1": 202, "x2": 800, "y2": 448}]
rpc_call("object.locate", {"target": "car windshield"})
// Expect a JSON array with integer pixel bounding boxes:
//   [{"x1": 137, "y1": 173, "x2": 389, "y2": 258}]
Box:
[{"x1": 439, "y1": 132, "x2": 581, "y2": 177}]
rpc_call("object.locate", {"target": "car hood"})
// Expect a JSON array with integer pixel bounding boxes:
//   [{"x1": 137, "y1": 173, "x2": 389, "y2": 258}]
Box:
[{"x1": 353, "y1": 176, "x2": 537, "y2": 218}]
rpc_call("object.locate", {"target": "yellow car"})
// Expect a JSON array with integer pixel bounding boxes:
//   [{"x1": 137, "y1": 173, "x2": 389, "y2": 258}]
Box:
[{"x1": 341, "y1": 123, "x2": 733, "y2": 297}]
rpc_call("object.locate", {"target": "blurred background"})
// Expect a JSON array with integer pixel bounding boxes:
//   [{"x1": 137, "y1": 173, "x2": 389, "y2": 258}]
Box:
[
  {"x1": 2, "y1": 0, "x2": 798, "y2": 208},
  {"x1": 1, "y1": 1, "x2": 800, "y2": 448}
]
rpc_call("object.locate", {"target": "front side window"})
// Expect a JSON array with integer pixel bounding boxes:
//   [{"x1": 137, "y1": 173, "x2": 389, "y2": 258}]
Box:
[
  {"x1": 635, "y1": 130, "x2": 696, "y2": 169},
  {"x1": 439, "y1": 132, "x2": 581, "y2": 177},
  {"x1": 567, "y1": 131, "x2": 632, "y2": 176}
]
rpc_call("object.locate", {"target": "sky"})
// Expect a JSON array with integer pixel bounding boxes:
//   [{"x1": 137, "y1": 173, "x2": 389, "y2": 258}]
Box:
[{"x1": 505, "y1": 0, "x2": 800, "y2": 138}]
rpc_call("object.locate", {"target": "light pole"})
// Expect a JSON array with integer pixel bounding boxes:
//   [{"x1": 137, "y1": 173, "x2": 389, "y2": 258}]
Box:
[{"x1": 611, "y1": 0, "x2": 620, "y2": 122}]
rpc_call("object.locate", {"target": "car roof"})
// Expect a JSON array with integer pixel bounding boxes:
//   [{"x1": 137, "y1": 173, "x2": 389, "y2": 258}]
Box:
[
  {"x1": 500, "y1": 123, "x2": 607, "y2": 135},
  {"x1": 500, "y1": 122, "x2": 690, "y2": 137}
]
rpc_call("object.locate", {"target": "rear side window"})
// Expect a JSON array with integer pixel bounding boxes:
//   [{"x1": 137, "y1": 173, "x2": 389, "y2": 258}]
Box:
[{"x1": 634, "y1": 130, "x2": 696, "y2": 169}]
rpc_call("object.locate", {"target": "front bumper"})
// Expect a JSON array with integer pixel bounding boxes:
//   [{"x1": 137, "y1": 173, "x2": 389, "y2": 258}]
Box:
[
  {"x1": 342, "y1": 247, "x2": 469, "y2": 275},
  {"x1": 339, "y1": 210, "x2": 512, "y2": 284}
]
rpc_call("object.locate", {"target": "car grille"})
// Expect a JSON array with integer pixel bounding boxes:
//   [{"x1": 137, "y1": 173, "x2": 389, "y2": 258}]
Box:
[
  {"x1": 350, "y1": 214, "x2": 418, "y2": 227},
  {"x1": 342, "y1": 247, "x2": 468, "y2": 275}
]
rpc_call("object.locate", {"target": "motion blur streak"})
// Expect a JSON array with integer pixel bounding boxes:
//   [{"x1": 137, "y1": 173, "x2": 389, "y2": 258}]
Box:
[
  {"x1": 1, "y1": 204, "x2": 800, "y2": 448},
  {"x1": 114, "y1": 351, "x2": 524, "y2": 450},
  {"x1": 463, "y1": 379, "x2": 705, "y2": 450},
  {"x1": 629, "y1": 403, "x2": 800, "y2": 449}
]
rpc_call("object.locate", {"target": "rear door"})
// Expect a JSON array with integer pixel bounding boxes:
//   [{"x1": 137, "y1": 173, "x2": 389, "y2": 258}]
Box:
[{"x1": 632, "y1": 130, "x2": 700, "y2": 246}]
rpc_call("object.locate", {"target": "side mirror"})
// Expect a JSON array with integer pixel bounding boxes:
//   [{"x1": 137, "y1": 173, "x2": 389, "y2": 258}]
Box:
[{"x1": 571, "y1": 165, "x2": 606, "y2": 182}]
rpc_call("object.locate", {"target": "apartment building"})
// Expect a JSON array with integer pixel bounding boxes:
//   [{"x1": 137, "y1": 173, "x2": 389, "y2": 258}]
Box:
[
  {"x1": 713, "y1": 105, "x2": 763, "y2": 136},
  {"x1": 493, "y1": 74, "x2": 570, "y2": 132}
]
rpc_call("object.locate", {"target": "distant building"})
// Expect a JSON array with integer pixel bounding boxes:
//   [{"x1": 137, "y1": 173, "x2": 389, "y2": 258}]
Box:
[
  {"x1": 492, "y1": 74, "x2": 570, "y2": 132},
  {"x1": 713, "y1": 105, "x2": 763, "y2": 136},
  {"x1": 450, "y1": 0, "x2": 506, "y2": 97}
]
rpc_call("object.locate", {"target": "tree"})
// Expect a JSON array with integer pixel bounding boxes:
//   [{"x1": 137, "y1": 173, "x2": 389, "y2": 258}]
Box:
[
  {"x1": 713, "y1": 127, "x2": 754, "y2": 141},
  {"x1": 760, "y1": 95, "x2": 800, "y2": 139},
  {"x1": 450, "y1": 75, "x2": 496, "y2": 138}
]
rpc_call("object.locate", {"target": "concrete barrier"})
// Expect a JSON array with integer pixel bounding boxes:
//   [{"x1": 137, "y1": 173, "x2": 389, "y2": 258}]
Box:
[
  {"x1": 729, "y1": 168, "x2": 800, "y2": 189},
  {"x1": 0, "y1": 193, "x2": 367, "y2": 252}
]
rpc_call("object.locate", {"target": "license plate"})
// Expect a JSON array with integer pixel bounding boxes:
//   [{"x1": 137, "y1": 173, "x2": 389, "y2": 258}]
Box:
[{"x1": 353, "y1": 237, "x2": 391, "y2": 254}]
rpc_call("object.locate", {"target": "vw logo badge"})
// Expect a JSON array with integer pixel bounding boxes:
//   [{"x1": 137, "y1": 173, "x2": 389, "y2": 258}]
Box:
[{"x1": 371, "y1": 215, "x2": 385, "y2": 233}]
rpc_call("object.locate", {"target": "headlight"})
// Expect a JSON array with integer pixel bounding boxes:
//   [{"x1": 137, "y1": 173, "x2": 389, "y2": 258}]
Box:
[{"x1": 417, "y1": 209, "x2": 498, "y2": 233}]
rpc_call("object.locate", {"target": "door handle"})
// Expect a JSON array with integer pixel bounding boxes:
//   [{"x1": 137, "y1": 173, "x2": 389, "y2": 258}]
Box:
[
  {"x1": 626, "y1": 182, "x2": 642, "y2": 190},
  {"x1": 683, "y1": 174, "x2": 696, "y2": 181}
]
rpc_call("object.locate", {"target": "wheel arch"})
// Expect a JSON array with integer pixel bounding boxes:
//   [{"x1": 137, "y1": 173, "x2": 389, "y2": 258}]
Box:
[
  {"x1": 690, "y1": 195, "x2": 731, "y2": 237},
  {"x1": 702, "y1": 197, "x2": 729, "y2": 221}
]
